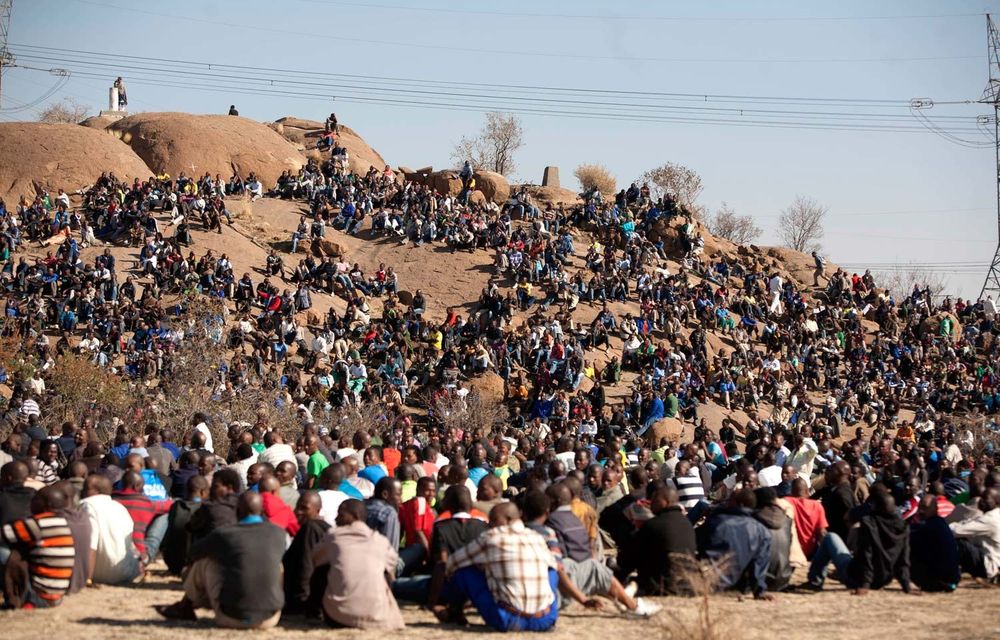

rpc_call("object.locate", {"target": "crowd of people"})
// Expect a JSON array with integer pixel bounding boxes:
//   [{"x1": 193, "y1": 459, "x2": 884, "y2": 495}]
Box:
[{"x1": 0, "y1": 122, "x2": 998, "y2": 631}]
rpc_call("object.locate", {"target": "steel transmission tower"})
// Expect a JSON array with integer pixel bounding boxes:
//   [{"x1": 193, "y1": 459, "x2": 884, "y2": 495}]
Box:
[
  {"x1": 981, "y1": 14, "x2": 1000, "y2": 300},
  {"x1": 0, "y1": 0, "x2": 12, "y2": 109}
]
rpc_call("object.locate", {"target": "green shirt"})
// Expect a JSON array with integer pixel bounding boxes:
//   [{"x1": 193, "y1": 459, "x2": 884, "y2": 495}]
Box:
[{"x1": 307, "y1": 450, "x2": 330, "y2": 481}]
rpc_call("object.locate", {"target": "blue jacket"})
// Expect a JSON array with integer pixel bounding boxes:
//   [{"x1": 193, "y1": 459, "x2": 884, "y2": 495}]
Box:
[{"x1": 698, "y1": 506, "x2": 771, "y2": 595}]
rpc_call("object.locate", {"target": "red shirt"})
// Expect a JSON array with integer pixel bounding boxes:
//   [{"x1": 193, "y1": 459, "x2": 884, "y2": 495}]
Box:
[
  {"x1": 399, "y1": 496, "x2": 436, "y2": 546},
  {"x1": 785, "y1": 496, "x2": 829, "y2": 559},
  {"x1": 112, "y1": 489, "x2": 173, "y2": 556},
  {"x1": 262, "y1": 492, "x2": 300, "y2": 536},
  {"x1": 383, "y1": 448, "x2": 401, "y2": 478}
]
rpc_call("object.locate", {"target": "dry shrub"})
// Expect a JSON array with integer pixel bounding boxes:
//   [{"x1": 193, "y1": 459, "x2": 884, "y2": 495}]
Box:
[
  {"x1": 226, "y1": 196, "x2": 254, "y2": 221},
  {"x1": 427, "y1": 388, "x2": 509, "y2": 436},
  {"x1": 42, "y1": 353, "x2": 133, "y2": 431},
  {"x1": 574, "y1": 163, "x2": 616, "y2": 197},
  {"x1": 661, "y1": 553, "x2": 731, "y2": 640}
]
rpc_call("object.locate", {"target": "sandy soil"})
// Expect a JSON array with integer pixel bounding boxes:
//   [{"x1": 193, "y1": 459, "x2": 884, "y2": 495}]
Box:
[{"x1": 2, "y1": 565, "x2": 998, "y2": 640}]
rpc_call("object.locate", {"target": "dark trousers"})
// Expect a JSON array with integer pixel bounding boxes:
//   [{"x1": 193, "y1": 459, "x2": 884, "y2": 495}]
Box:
[{"x1": 957, "y1": 537, "x2": 988, "y2": 579}]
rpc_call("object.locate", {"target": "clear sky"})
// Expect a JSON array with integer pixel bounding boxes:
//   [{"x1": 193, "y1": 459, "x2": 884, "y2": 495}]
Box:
[{"x1": 3, "y1": 0, "x2": 999, "y2": 298}]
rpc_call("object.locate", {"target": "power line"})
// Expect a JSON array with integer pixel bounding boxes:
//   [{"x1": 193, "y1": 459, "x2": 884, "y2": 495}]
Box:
[
  {"x1": 9, "y1": 43, "x2": 947, "y2": 106},
  {"x1": 63, "y1": 0, "x2": 982, "y2": 66},
  {"x1": 296, "y1": 1, "x2": 983, "y2": 23},
  {"x1": 7, "y1": 46, "x2": 988, "y2": 135}
]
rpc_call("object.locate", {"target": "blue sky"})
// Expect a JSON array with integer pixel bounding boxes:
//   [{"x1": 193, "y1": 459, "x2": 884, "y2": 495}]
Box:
[{"x1": 3, "y1": 0, "x2": 999, "y2": 297}]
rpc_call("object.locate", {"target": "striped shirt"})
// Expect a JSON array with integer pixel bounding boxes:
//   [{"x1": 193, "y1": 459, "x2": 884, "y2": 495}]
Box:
[
  {"x1": 1, "y1": 511, "x2": 76, "y2": 602},
  {"x1": 18, "y1": 398, "x2": 40, "y2": 418},
  {"x1": 112, "y1": 489, "x2": 173, "y2": 557},
  {"x1": 674, "y1": 474, "x2": 707, "y2": 509}
]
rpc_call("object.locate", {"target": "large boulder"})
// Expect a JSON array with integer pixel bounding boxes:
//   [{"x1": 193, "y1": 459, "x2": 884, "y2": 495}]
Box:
[
  {"x1": 272, "y1": 117, "x2": 387, "y2": 175},
  {"x1": 108, "y1": 112, "x2": 305, "y2": 187},
  {"x1": 432, "y1": 171, "x2": 463, "y2": 197},
  {"x1": 517, "y1": 184, "x2": 581, "y2": 209},
  {"x1": 474, "y1": 170, "x2": 510, "y2": 204},
  {"x1": 0, "y1": 122, "x2": 153, "y2": 204},
  {"x1": 920, "y1": 311, "x2": 962, "y2": 342}
]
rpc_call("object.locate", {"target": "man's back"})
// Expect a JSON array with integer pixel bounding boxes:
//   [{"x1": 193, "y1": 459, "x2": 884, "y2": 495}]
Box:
[
  {"x1": 849, "y1": 512, "x2": 910, "y2": 591},
  {"x1": 0, "y1": 483, "x2": 35, "y2": 526},
  {"x1": 820, "y1": 483, "x2": 857, "y2": 539},
  {"x1": 186, "y1": 494, "x2": 238, "y2": 543},
  {"x1": 785, "y1": 496, "x2": 828, "y2": 558},
  {"x1": 161, "y1": 499, "x2": 201, "y2": 575},
  {"x1": 314, "y1": 520, "x2": 403, "y2": 629},
  {"x1": 627, "y1": 506, "x2": 696, "y2": 594},
  {"x1": 191, "y1": 522, "x2": 286, "y2": 624},
  {"x1": 700, "y1": 507, "x2": 771, "y2": 594},
  {"x1": 81, "y1": 494, "x2": 140, "y2": 584},
  {"x1": 546, "y1": 507, "x2": 592, "y2": 562}
]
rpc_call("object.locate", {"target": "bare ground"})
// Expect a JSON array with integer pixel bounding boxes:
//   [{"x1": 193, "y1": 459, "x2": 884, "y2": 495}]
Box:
[{"x1": 2, "y1": 565, "x2": 998, "y2": 640}]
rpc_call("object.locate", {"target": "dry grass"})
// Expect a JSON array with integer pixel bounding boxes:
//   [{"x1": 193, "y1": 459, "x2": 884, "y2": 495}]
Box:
[{"x1": 3, "y1": 563, "x2": 998, "y2": 640}]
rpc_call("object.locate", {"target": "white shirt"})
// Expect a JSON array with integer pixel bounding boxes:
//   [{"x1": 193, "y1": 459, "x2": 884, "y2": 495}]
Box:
[
  {"x1": 758, "y1": 465, "x2": 784, "y2": 488},
  {"x1": 81, "y1": 494, "x2": 141, "y2": 584},
  {"x1": 259, "y1": 443, "x2": 297, "y2": 469},
  {"x1": 194, "y1": 422, "x2": 214, "y2": 453},
  {"x1": 950, "y1": 508, "x2": 1000, "y2": 578},
  {"x1": 318, "y1": 489, "x2": 350, "y2": 527}
]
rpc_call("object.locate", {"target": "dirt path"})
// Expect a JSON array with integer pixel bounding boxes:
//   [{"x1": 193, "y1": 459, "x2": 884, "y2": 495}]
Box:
[{"x1": 2, "y1": 566, "x2": 998, "y2": 640}]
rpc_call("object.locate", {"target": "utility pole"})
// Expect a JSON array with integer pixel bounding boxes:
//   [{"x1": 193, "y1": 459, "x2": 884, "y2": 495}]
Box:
[
  {"x1": 0, "y1": 0, "x2": 12, "y2": 109},
  {"x1": 980, "y1": 14, "x2": 1000, "y2": 300}
]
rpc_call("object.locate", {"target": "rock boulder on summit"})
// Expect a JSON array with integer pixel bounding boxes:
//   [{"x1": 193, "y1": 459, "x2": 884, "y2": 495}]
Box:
[
  {"x1": 108, "y1": 112, "x2": 305, "y2": 187},
  {"x1": 0, "y1": 122, "x2": 152, "y2": 203}
]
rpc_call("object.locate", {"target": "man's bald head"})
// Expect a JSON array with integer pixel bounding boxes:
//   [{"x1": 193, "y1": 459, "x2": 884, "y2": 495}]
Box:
[
  {"x1": 121, "y1": 470, "x2": 144, "y2": 491},
  {"x1": 1, "y1": 460, "x2": 29, "y2": 485},
  {"x1": 32, "y1": 484, "x2": 69, "y2": 514},
  {"x1": 259, "y1": 475, "x2": 280, "y2": 494},
  {"x1": 236, "y1": 490, "x2": 264, "y2": 520},
  {"x1": 83, "y1": 473, "x2": 112, "y2": 498},
  {"x1": 489, "y1": 501, "x2": 520, "y2": 527},
  {"x1": 123, "y1": 453, "x2": 144, "y2": 473},
  {"x1": 319, "y1": 462, "x2": 345, "y2": 490},
  {"x1": 545, "y1": 481, "x2": 572, "y2": 507}
]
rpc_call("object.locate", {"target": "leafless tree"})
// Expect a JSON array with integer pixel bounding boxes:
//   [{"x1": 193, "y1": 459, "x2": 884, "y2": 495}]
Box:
[
  {"x1": 38, "y1": 98, "x2": 91, "y2": 124},
  {"x1": 639, "y1": 162, "x2": 704, "y2": 211},
  {"x1": 875, "y1": 264, "x2": 950, "y2": 301},
  {"x1": 777, "y1": 195, "x2": 827, "y2": 253},
  {"x1": 705, "y1": 202, "x2": 761, "y2": 245},
  {"x1": 451, "y1": 111, "x2": 524, "y2": 176}
]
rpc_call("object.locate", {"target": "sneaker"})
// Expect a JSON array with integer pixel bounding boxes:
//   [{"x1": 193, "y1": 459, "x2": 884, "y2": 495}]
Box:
[
  {"x1": 627, "y1": 598, "x2": 661, "y2": 618},
  {"x1": 624, "y1": 581, "x2": 639, "y2": 600}
]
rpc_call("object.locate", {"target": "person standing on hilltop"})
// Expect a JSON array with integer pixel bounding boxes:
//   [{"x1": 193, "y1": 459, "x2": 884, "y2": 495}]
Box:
[
  {"x1": 228, "y1": 105, "x2": 239, "y2": 116},
  {"x1": 113, "y1": 77, "x2": 127, "y2": 110},
  {"x1": 812, "y1": 250, "x2": 827, "y2": 287},
  {"x1": 325, "y1": 112, "x2": 338, "y2": 134}
]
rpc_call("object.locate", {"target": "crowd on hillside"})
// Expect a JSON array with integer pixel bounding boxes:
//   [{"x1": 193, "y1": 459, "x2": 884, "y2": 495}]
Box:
[{"x1": 0, "y1": 132, "x2": 998, "y2": 630}]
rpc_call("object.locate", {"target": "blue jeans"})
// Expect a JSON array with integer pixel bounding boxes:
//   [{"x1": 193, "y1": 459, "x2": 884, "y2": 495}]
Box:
[
  {"x1": 807, "y1": 532, "x2": 854, "y2": 587},
  {"x1": 144, "y1": 514, "x2": 169, "y2": 562},
  {"x1": 392, "y1": 575, "x2": 430, "y2": 604},
  {"x1": 448, "y1": 566, "x2": 559, "y2": 632}
]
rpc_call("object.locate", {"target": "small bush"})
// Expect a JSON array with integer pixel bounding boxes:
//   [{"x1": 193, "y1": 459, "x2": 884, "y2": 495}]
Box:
[{"x1": 574, "y1": 163, "x2": 616, "y2": 196}]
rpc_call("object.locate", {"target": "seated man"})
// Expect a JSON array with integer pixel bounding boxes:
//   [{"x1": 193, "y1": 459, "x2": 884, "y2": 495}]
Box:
[
  {"x1": 950, "y1": 486, "x2": 1000, "y2": 581},
  {"x1": 156, "y1": 492, "x2": 285, "y2": 628},
  {"x1": 440, "y1": 502, "x2": 559, "y2": 632},
  {"x1": 910, "y1": 494, "x2": 960, "y2": 592},
  {"x1": 161, "y1": 474, "x2": 208, "y2": 576},
  {"x1": 697, "y1": 488, "x2": 772, "y2": 599},
  {"x1": 313, "y1": 499, "x2": 404, "y2": 629},
  {"x1": 808, "y1": 487, "x2": 912, "y2": 594},
  {"x1": 81, "y1": 474, "x2": 142, "y2": 585},
  {"x1": 0, "y1": 484, "x2": 75, "y2": 608},
  {"x1": 619, "y1": 482, "x2": 697, "y2": 595},
  {"x1": 112, "y1": 470, "x2": 173, "y2": 566},
  {"x1": 283, "y1": 492, "x2": 330, "y2": 618},
  {"x1": 522, "y1": 489, "x2": 659, "y2": 617}
]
